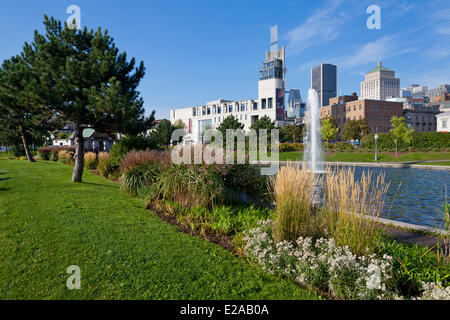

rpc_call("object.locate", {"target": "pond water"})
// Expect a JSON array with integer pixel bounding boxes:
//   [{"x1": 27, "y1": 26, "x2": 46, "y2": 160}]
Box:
[{"x1": 348, "y1": 166, "x2": 449, "y2": 228}]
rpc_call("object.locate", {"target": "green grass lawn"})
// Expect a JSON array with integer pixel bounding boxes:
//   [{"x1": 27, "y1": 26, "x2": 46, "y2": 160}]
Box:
[
  {"x1": 0, "y1": 159, "x2": 319, "y2": 300},
  {"x1": 278, "y1": 151, "x2": 450, "y2": 163}
]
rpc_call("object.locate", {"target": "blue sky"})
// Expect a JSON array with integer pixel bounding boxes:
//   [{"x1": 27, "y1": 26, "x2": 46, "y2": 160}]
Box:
[{"x1": 0, "y1": 0, "x2": 449, "y2": 119}]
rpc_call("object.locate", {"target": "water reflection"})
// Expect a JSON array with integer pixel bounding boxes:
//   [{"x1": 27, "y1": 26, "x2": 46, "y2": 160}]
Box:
[{"x1": 352, "y1": 167, "x2": 449, "y2": 228}]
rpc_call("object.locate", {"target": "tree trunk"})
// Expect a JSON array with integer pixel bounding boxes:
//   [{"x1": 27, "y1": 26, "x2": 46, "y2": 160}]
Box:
[
  {"x1": 20, "y1": 128, "x2": 35, "y2": 163},
  {"x1": 72, "y1": 126, "x2": 85, "y2": 182}
]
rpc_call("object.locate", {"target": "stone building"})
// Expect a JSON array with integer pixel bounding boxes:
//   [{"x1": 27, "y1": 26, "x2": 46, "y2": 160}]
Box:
[
  {"x1": 360, "y1": 61, "x2": 400, "y2": 101},
  {"x1": 403, "y1": 104, "x2": 440, "y2": 132}
]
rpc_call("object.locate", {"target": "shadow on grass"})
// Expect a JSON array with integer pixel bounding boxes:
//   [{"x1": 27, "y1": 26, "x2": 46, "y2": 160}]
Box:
[
  {"x1": 82, "y1": 182, "x2": 119, "y2": 189},
  {"x1": 0, "y1": 177, "x2": 11, "y2": 182}
]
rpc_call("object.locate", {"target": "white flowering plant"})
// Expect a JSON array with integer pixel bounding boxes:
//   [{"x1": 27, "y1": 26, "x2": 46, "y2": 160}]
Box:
[{"x1": 244, "y1": 220, "x2": 449, "y2": 300}]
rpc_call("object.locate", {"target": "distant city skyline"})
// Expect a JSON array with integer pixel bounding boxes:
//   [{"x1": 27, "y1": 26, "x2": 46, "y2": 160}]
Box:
[{"x1": 0, "y1": 0, "x2": 449, "y2": 119}]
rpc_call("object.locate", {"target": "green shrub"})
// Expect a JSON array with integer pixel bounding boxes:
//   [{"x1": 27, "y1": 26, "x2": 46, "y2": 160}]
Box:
[
  {"x1": 221, "y1": 164, "x2": 269, "y2": 203},
  {"x1": 49, "y1": 149, "x2": 59, "y2": 161},
  {"x1": 37, "y1": 147, "x2": 51, "y2": 160},
  {"x1": 279, "y1": 142, "x2": 304, "y2": 152},
  {"x1": 377, "y1": 239, "x2": 450, "y2": 297},
  {"x1": 120, "y1": 163, "x2": 159, "y2": 196},
  {"x1": 361, "y1": 132, "x2": 450, "y2": 152},
  {"x1": 334, "y1": 142, "x2": 356, "y2": 152},
  {"x1": 148, "y1": 164, "x2": 225, "y2": 209},
  {"x1": 10, "y1": 145, "x2": 25, "y2": 157},
  {"x1": 209, "y1": 205, "x2": 273, "y2": 235}
]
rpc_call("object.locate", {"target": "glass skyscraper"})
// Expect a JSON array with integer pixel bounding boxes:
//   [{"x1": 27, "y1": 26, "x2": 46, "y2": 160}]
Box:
[{"x1": 311, "y1": 63, "x2": 337, "y2": 107}]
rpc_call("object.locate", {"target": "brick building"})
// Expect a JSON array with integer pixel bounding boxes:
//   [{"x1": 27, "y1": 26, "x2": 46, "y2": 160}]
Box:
[{"x1": 320, "y1": 95, "x2": 403, "y2": 138}]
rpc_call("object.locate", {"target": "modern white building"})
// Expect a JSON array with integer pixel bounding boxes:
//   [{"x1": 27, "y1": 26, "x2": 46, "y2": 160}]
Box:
[
  {"x1": 436, "y1": 111, "x2": 450, "y2": 132},
  {"x1": 170, "y1": 45, "x2": 287, "y2": 144},
  {"x1": 360, "y1": 61, "x2": 400, "y2": 101}
]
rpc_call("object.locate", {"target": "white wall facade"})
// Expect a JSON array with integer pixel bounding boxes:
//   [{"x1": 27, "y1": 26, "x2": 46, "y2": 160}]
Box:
[
  {"x1": 436, "y1": 111, "x2": 450, "y2": 132},
  {"x1": 361, "y1": 62, "x2": 400, "y2": 101},
  {"x1": 170, "y1": 47, "x2": 286, "y2": 144}
]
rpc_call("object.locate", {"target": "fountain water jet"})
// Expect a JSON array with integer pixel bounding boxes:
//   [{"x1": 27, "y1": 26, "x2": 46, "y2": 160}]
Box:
[{"x1": 303, "y1": 88, "x2": 323, "y2": 173}]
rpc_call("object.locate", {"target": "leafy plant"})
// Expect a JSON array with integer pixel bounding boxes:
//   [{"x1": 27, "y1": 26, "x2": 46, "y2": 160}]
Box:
[
  {"x1": 377, "y1": 239, "x2": 450, "y2": 297},
  {"x1": 321, "y1": 117, "x2": 339, "y2": 144},
  {"x1": 148, "y1": 164, "x2": 225, "y2": 209},
  {"x1": 342, "y1": 119, "x2": 370, "y2": 141},
  {"x1": 222, "y1": 164, "x2": 269, "y2": 204},
  {"x1": 121, "y1": 163, "x2": 159, "y2": 196},
  {"x1": 390, "y1": 116, "x2": 414, "y2": 156},
  {"x1": 37, "y1": 147, "x2": 51, "y2": 160},
  {"x1": 279, "y1": 142, "x2": 304, "y2": 152}
]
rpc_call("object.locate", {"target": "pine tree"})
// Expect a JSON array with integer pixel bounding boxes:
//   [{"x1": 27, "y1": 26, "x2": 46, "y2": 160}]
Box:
[
  {"x1": 27, "y1": 16, "x2": 154, "y2": 182},
  {"x1": 0, "y1": 56, "x2": 54, "y2": 162}
]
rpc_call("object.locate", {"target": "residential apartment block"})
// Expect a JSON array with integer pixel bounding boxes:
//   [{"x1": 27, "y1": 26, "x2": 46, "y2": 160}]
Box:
[
  {"x1": 360, "y1": 61, "x2": 400, "y2": 101},
  {"x1": 320, "y1": 94, "x2": 403, "y2": 136},
  {"x1": 170, "y1": 45, "x2": 286, "y2": 144}
]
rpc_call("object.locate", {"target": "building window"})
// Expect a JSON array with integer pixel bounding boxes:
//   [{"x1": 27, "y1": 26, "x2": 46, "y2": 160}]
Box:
[
  {"x1": 199, "y1": 119, "x2": 212, "y2": 135},
  {"x1": 218, "y1": 106, "x2": 221, "y2": 114},
  {"x1": 268, "y1": 98, "x2": 273, "y2": 109},
  {"x1": 253, "y1": 102, "x2": 258, "y2": 110},
  {"x1": 229, "y1": 105, "x2": 233, "y2": 113},
  {"x1": 443, "y1": 119, "x2": 448, "y2": 129},
  {"x1": 262, "y1": 99, "x2": 266, "y2": 109},
  {"x1": 241, "y1": 104, "x2": 245, "y2": 112}
]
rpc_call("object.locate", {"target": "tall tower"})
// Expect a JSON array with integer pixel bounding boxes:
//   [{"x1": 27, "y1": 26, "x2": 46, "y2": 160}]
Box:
[
  {"x1": 311, "y1": 63, "x2": 337, "y2": 107},
  {"x1": 258, "y1": 25, "x2": 286, "y2": 120},
  {"x1": 360, "y1": 61, "x2": 400, "y2": 100}
]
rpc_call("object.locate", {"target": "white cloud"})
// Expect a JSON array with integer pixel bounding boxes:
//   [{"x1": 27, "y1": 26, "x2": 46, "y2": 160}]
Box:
[
  {"x1": 284, "y1": 0, "x2": 345, "y2": 55},
  {"x1": 333, "y1": 35, "x2": 415, "y2": 69}
]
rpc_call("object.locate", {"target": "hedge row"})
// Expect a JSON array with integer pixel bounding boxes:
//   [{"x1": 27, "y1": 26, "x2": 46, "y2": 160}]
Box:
[{"x1": 360, "y1": 132, "x2": 450, "y2": 152}]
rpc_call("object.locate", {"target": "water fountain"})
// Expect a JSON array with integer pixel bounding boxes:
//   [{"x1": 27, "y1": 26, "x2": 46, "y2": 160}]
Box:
[
  {"x1": 303, "y1": 88, "x2": 325, "y2": 206},
  {"x1": 303, "y1": 88, "x2": 323, "y2": 173}
]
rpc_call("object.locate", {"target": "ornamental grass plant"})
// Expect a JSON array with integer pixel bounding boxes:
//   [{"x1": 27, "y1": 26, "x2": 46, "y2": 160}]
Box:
[
  {"x1": 323, "y1": 166, "x2": 390, "y2": 255},
  {"x1": 272, "y1": 164, "x2": 326, "y2": 243},
  {"x1": 97, "y1": 152, "x2": 114, "y2": 178},
  {"x1": 83, "y1": 152, "x2": 97, "y2": 170}
]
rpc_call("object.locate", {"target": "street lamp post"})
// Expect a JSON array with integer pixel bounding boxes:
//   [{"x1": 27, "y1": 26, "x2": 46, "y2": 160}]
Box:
[{"x1": 374, "y1": 134, "x2": 378, "y2": 162}]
